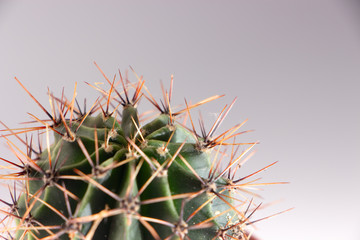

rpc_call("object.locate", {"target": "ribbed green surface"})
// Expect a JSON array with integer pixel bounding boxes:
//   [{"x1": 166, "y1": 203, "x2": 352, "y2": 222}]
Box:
[{"x1": 14, "y1": 104, "x2": 239, "y2": 240}]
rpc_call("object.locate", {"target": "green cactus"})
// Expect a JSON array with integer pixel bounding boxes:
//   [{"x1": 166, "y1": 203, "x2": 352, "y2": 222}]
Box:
[{"x1": 0, "y1": 64, "x2": 285, "y2": 240}]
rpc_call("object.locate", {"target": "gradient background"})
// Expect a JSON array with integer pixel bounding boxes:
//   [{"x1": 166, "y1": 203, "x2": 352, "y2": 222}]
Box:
[{"x1": 0, "y1": 1, "x2": 359, "y2": 239}]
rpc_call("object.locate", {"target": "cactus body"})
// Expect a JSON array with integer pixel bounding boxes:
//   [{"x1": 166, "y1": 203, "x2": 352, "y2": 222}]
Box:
[{"x1": 0, "y1": 67, "x2": 281, "y2": 240}]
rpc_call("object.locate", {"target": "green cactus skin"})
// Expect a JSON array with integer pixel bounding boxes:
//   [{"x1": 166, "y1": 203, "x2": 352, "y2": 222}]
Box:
[{"x1": 0, "y1": 66, "x2": 283, "y2": 240}]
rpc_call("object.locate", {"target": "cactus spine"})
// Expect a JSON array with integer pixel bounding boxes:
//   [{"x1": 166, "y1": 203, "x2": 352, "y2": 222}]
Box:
[{"x1": 0, "y1": 64, "x2": 284, "y2": 239}]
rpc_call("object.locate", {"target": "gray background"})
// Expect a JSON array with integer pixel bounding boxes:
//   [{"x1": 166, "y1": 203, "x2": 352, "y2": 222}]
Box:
[{"x1": 0, "y1": 1, "x2": 359, "y2": 239}]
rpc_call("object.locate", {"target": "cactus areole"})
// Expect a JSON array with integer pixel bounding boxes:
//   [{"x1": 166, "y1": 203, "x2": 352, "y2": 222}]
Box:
[{"x1": 0, "y1": 64, "x2": 283, "y2": 239}]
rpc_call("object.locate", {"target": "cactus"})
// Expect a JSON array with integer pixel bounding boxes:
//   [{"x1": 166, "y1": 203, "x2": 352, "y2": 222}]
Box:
[{"x1": 0, "y1": 64, "x2": 286, "y2": 240}]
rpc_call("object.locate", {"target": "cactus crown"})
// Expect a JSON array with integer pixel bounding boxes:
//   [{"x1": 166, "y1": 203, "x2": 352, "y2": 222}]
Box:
[{"x1": 0, "y1": 64, "x2": 287, "y2": 240}]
